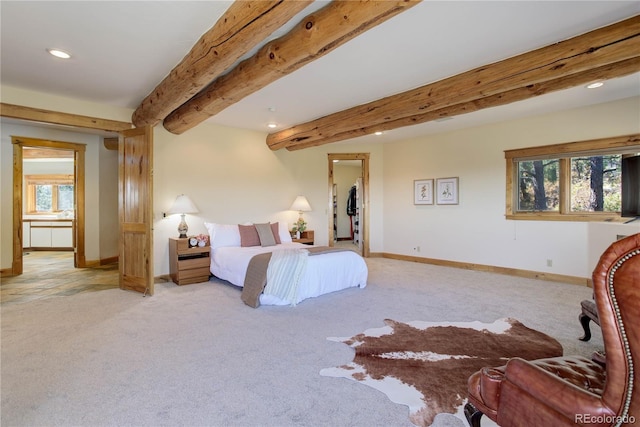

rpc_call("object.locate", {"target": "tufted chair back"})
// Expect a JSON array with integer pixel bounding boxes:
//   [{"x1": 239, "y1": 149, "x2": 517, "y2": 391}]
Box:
[
  {"x1": 465, "y1": 233, "x2": 639, "y2": 427},
  {"x1": 593, "y1": 232, "x2": 639, "y2": 423}
]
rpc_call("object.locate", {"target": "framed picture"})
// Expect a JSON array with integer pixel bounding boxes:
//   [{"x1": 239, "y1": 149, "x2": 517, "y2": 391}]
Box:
[
  {"x1": 414, "y1": 179, "x2": 434, "y2": 205},
  {"x1": 436, "y1": 177, "x2": 459, "y2": 205}
]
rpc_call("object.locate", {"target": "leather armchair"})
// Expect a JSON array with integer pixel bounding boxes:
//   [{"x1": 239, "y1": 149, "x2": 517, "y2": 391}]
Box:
[{"x1": 465, "y1": 233, "x2": 640, "y2": 427}]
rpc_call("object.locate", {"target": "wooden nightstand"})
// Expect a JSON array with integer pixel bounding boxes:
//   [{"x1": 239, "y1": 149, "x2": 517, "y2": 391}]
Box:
[
  {"x1": 169, "y1": 237, "x2": 211, "y2": 285},
  {"x1": 293, "y1": 230, "x2": 314, "y2": 245}
]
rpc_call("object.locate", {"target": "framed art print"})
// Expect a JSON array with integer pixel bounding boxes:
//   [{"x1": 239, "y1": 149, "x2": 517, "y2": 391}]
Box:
[
  {"x1": 436, "y1": 177, "x2": 459, "y2": 205},
  {"x1": 414, "y1": 179, "x2": 434, "y2": 205}
]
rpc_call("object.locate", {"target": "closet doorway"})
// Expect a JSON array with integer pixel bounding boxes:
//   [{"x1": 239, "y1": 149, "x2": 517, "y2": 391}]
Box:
[{"x1": 328, "y1": 153, "x2": 369, "y2": 257}]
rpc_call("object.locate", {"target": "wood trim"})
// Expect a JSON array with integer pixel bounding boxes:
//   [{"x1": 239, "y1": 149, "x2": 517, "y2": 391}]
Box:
[
  {"x1": 505, "y1": 133, "x2": 640, "y2": 220},
  {"x1": 133, "y1": 1, "x2": 313, "y2": 128},
  {"x1": 100, "y1": 256, "x2": 118, "y2": 266},
  {"x1": 12, "y1": 144, "x2": 23, "y2": 275},
  {"x1": 0, "y1": 268, "x2": 15, "y2": 277},
  {"x1": 328, "y1": 153, "x2": 370, "y2": 257},
  {"x1": 23, "y1": 147, "x2": 74, "y2": 159},
  {"x1": 1, "y1": 103, "x2": 132, "y2": 132},
  {"x1": 75, "y1": 148, "x2": 86, "y2": 267},
  {"x1": 504, "y1": 134, "x2": 640, "y2": 160},
  {"x1": 103, "y1": 137, "x2": 118, "y2": 151},
  {"x1": 268, "y1": 15, "x2": 640, "y2": 150},
  {"x1": 12, "y1": 136, "x2": 87, "y2": 274},
  {"x1": 382, "y1": 252, "x2": 589, "y2": 286},
  {"x1": 163, "y1": 0, "x2": 418, "y2": 134}
]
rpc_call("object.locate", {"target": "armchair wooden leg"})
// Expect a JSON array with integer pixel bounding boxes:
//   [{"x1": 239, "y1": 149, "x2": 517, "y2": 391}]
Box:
[
  {"x1": 464, "y1": 402, "x2": 484, "y2": 427},
  {"x1": 579, "y1": 313, "x2": 592, "y2": 341}
]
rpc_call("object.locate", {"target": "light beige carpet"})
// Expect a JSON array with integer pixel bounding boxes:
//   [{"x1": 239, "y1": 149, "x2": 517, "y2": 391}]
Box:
[{"x1": 1, "y1": 257, "x2": 601, "y2": 427}]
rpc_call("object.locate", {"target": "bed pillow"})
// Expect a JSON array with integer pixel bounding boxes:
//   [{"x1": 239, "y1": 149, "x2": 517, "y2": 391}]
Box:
[
  {"x1": 278, "y1": 221, "x2": 293, "y2": 243},
  {"x1": 238, "y1": 224, "x2": 261, "y2": 247},
  {"x1": 255, "y1": 223, "x2": 277, "y2": 247},
  {"x1": 204, "y1": 222, "x2": 241, "y2": 249},
  {"x1": 270, "y1": 222, "x2": 281, "y2": 244}
]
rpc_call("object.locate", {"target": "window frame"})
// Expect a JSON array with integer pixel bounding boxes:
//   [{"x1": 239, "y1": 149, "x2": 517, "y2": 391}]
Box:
[
  {"x1": 25, "y1": 174, "x2": 74, "y2": 214},
  {"x1": 505, "y1": 134, "x2": 640, "y2": 222}
]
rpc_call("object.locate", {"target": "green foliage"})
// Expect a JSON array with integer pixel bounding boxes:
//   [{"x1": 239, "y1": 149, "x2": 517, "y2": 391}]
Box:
[{"x1": 517, "y1": 155, "x2": 622, "y2": 213}]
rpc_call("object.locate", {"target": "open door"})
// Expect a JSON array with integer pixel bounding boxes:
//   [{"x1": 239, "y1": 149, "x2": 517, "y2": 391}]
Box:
[
  {"x1": 119, "y1": 126, "x2": 153, "y2": 295},
  {"x1": 328, "y1": 153, "x2": 370, "y2": 257}
]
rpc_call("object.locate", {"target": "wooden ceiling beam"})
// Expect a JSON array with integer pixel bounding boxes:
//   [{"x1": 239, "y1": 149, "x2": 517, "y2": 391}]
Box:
[
  {"x1": 268, "y1": 15, "x2": 640, "y2": 151},
  {"x1": 163, "y1": 0, "x2": 419, "y2": 135},
  {"x1": 286, "y1": 57, "x2": 640, "y2": 151},
  {"x1": 131, "y1": 0, "x2": 312, "y2": 128},
  {"x1": 0, "y1": 103, "x2": 132, "y2": 133}
]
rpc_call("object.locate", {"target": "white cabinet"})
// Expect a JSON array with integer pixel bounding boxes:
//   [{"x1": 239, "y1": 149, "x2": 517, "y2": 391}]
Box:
[
  {"x1": 25, "y1": 220, "x2": 73, "y2": 249},
  {"x1": 22, "y1": 222, "x2": 31, "y2": 248},
  {"x1": 52, "y1": 227, "x2": 73, "y2": 247},
  {"x1": 30, "y1": 225, "x2": 52, "y2": 247}
]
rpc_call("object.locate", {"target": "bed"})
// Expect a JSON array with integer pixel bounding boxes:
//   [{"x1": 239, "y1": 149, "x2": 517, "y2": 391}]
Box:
[{"x1": 205, "y1": 222, "x2": 368, "y2": 306}]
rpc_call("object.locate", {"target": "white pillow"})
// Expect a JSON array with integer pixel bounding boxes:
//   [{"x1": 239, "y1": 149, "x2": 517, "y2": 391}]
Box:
[
  {"x1": 278, "y1": 221, "x2": 292, "y2": 243},
  {"x1": 204, "y1": 222, "x2": 241, "y2": 249}
]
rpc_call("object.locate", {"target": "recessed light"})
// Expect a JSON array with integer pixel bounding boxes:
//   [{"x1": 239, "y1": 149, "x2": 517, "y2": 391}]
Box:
[
  {"x1": 47, "y1": 48, "x2": 71, "y2": 59},
  {"x1": 374, "y1": 131, "x2": 383, "y2": 136},
  {"x1": 586, "y1": 82, "x2": 604, "y2": 89},
  {"x1": 267, "y1": 123, "x2": 277, "y2": 129}
]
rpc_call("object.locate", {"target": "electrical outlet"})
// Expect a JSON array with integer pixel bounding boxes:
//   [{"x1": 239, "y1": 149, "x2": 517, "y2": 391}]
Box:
[
  {"x1": 417, "y1": 246, "x2": 421, "y2": 252},
  {"x1": 546, "y1": 259, "x2": 553, "y2": 267}
]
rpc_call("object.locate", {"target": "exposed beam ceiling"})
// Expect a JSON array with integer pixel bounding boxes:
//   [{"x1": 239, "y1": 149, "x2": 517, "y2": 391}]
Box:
[
  {"x1": 2, "y1": 2, "x2": 639, "y2": 145},
  {"x1": 268, "y1": 15, "x2": 640, "y2": 151},
  {"x1": 132, "y1": 0, "x2": 313, "y2": 128},
  {"x1": 163, "y1": 0, "x2": 419, "y2": 135}
]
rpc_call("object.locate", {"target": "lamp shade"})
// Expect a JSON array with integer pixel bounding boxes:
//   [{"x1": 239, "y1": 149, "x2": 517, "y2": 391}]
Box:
[
  {"x1": 290, "y1": 195, "x2": 311, "y2": 212},
  {"x1": 167, "y1": 194, "x2": 199, "y2": 215}
]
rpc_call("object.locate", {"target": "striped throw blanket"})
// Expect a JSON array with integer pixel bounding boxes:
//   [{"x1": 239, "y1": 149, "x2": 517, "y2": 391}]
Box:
[
  {"x1": 263, "y1": 249, "x2": 309, "y2": 306},
  {"x1": 240, "y1": 246, "x2": 349, "y2": 308}
]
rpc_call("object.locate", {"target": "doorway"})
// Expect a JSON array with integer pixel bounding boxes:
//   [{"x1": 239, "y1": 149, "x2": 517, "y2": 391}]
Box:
[
  {"x1": 12, "y1": 136, "x2": 86, "y2": 275},
  {"x1": 328, "y1": 153, "x2": 369, "y2": 257}
]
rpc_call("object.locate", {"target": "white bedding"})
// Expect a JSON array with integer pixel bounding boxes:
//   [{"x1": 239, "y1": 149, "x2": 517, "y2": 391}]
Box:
[{"x1": 210, "y1": 242, "x2": 368, "y2": 305}]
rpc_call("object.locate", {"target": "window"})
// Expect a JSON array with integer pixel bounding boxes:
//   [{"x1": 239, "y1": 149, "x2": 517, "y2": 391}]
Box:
[
  {"x1": 505, "y1": 134, "x2": 639, "y2": 221},
  {"x1": 25, "y1": 175, "x2": 74, "y2": 214}
]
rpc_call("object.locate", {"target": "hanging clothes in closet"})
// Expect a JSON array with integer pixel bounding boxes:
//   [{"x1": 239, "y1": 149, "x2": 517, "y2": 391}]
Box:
[
  {"x1": 353, "y1": 178, "x2": 362, "y2": 249},
  {"x1": 347, "y1": 184, "x2": 357, "y2": 239},
  {"x1": 346, "y1": 180, "x2": 362, "y2": 247}
]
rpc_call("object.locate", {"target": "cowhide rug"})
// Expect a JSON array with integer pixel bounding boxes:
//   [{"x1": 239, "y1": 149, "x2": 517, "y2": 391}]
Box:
[{"x1": 319, "y1": 318, "x2": 563, "y2": 427}]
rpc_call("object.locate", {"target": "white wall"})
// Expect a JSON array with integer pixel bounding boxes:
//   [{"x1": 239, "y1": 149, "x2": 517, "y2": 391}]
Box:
[
  {"x1": 99, "y1": 142, "x2": 119, "y2": 259},
  {"x1": 382, "y1": 97, "x2": 640, "y2": 279},
  {"x1": 152, "y1": 124, "x2": 385, "y2": 276},
  {"x1": 0, "y1": 122, "x2": 106, "y2": 266},
  {"x1": 3, "y1": 84, "x2": 638, "y2": 281}
]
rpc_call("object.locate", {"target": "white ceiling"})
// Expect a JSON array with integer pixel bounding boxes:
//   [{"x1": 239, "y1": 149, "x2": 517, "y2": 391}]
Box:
[{"x1": 1, "y1": 1, "x2": 639, "y2": 144}]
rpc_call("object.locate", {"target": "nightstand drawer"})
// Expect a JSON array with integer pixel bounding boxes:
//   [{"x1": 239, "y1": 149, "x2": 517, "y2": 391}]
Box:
[
  {"x1": 176, "y1": 267, "x2": 210, "y2": 281},
  {"x1": 178, "y1": 256, "x2": 210, "y2": 270}
]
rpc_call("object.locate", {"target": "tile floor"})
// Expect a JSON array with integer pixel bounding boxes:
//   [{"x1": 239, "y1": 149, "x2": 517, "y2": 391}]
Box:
[{"x1": 0, "y1": 251, "x2": 118, "y2": 305}]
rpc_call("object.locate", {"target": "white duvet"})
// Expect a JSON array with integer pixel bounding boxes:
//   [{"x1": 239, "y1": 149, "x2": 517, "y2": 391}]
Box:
[{"x1": 210, "y1": 242, "x2": 368, "y2": 305}]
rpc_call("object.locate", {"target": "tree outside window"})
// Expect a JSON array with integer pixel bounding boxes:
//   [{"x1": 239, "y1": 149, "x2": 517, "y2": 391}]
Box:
[
  {"x1": 505, "y1": 134, "x2": 639, "y2": 222},
  {"x1": 25, "y1": 175, "x2": 74, "y2": 214}
]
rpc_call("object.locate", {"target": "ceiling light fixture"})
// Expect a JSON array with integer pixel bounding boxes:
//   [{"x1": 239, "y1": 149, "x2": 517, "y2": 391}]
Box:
[
  {"x1": 374, "y1": 131, "x2": 383, "y2": 136},
  {"x1": 267, "y1": 123, "x2": 277, "y2": 129},
  {"x1": 47, "y1": 48, "x2": 71, "y2": 59},
  {"x1": 586, "y1": 82, "x2": 604, "y2": 89}
]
